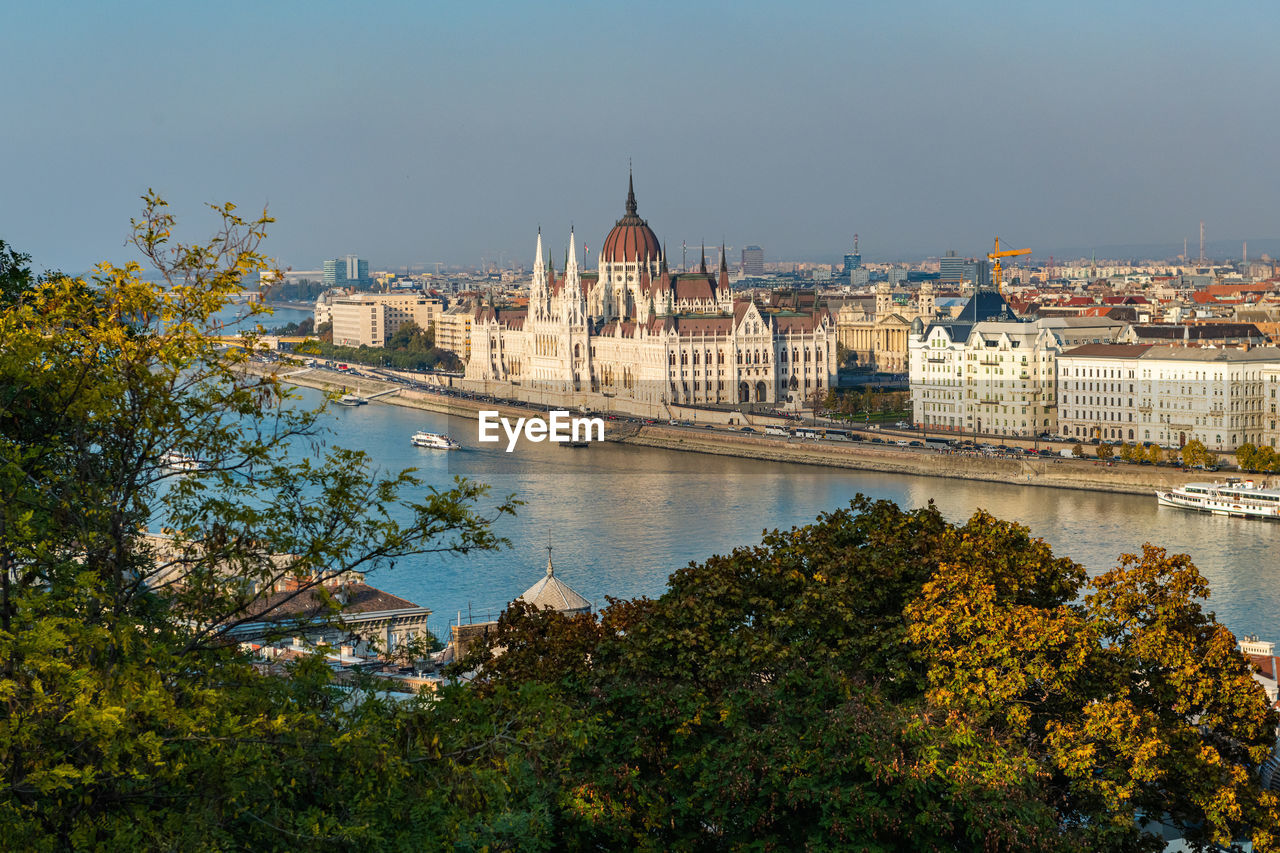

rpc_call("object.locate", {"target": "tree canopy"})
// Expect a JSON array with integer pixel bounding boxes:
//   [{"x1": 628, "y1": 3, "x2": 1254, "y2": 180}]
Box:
[{"x1": 461, "y1": 498, "x2": 1280, "y2": 851}]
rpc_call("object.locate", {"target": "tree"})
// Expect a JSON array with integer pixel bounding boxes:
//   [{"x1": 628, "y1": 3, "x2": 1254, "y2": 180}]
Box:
[
  {"x1": 0, "y1": 197, "x2": 520, "y2": 848},
  {"x1": 1236, "y1": 442, "x2": 1278, "y2": 473},
  {"x1": 465, "y1": 498, "x2": 1280, "y2": 851},
  {"x1": 1072, "y1": 443, "x2": 1085, "y2": 458},
  {"x1": 1146, "y1": 443, "x2": 1164, "y2": 465},
  {"x1": 1096, "y1": 442, "x2": 1114, "y2": 460},
  {"x1": 1182, "y1": 439, "x2": 1217, "y2": 469}
]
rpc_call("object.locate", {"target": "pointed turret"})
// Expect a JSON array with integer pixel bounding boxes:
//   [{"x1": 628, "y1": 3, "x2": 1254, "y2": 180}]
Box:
[
  {"x1": 660, "y1": 242, "x2": 668, "y2": 274},
  {"x1": 565, "y1": 228, "x2": 586, "y2": 324},
  {"x1": 718, "y1": 241, "x2": 730, "y2": 294},
  {"x1": 626, "y1": 167, "x2": 637, "y2": 216},
  {"x1": 699, "y1": 243, "x2": 707, "y2": 274},
  {"x1": 566, "y1": 228, "x2": 579, "y2": 278}
]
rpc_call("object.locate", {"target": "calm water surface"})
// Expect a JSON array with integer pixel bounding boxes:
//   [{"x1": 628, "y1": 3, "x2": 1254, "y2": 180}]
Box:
[{"x1": 277, "y1": 388, "x2": 1278, "y2": 643}]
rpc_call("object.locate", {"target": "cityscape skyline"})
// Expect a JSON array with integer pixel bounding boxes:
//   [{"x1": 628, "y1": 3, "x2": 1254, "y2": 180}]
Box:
[{"x1": 5, "y1": 1, "x2": 1278, "y2": 274}]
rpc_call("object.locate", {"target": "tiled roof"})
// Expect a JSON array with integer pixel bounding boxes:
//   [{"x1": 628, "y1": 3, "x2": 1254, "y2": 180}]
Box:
[
  {"x1": 243, "y1": 582, "x2": 425, "y2": 623},
  {"x1": 518, "y1": 562, "x2": 590, "y2": 614},
  {"x1": 1062, "y1": 344, "x2": 1154, "y2": 358}
]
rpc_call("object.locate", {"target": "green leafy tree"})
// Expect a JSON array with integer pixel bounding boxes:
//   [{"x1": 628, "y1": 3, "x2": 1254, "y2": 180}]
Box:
[{"x1": 0, "y1": 197, "x2": 522, "y2": 849}]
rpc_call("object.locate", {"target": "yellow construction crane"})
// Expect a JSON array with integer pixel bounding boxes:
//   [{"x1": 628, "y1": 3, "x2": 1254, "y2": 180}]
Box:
[{"x1": 987, "y1": 236, "x2": 1031, "y2": 295}]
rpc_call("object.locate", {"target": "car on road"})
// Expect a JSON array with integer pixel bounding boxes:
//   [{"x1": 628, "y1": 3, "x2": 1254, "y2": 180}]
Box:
[{"x1": 740, "y1": 426, "x2": 758, "y2": 434}]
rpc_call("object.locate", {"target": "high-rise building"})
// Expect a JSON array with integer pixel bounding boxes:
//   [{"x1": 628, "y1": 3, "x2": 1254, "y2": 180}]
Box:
[
  {"x1": 323, "y1": 255, "x2": 372, "y2": 289},
  {"x1": 741, "y1": 245, "x2": 764, "y2": 277},
  {"x1": 938, "y1": 250, "x2": 966, "y2": 283},
  {"x1": 842, "y1": 235, "x2": 862, "y2": 276},
  {"x1": 965, "y1": 259, "x2": 991, "y2": 288}
]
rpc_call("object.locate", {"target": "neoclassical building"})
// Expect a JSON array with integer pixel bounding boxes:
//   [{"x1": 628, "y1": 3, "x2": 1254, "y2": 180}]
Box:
[
  {"x1": 466, "y1": 177, "x2": 836, "y2": 408},
  {"x1": 835, "y1": 280, "x2": 937, "y2": 373}
]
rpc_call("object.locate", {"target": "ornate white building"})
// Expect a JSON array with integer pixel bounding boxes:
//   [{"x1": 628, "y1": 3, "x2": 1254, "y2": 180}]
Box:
[
  {"x1": 1057, "y1": 344, "x2": 1280, "y2": 450},
  {"x1": 466, "y1": 176, "x2": 836, "y2": 409},
  {"x1": 908, "y1": 291, "x2": 1061, "y2": 436}
]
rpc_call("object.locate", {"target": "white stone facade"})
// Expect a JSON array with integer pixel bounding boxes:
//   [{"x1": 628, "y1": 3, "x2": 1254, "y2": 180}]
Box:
[
  {"x1": 463, "y1": 187, "x2": 836, "y2": 411},
  {"x1": 1057, "y1": 345, "x2": 1280, "y2": 450},
  {"x1": 909, "y1": 318, "x2": 1062, "y2": 437}
]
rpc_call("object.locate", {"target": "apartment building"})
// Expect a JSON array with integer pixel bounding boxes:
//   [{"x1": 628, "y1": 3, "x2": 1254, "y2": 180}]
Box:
[
  {"x1": 1057, "y1": 345, "x2": 1280, "y2": 450},
  {"x1": 435, "y1": 303, "x2": 476, "y2": 362},
  {"x1": 909, "y1": 315, "x2": 1062, "y2": 437},
  {"x1": 328, "y1": 292, "x2": 443, "y2": 348}
]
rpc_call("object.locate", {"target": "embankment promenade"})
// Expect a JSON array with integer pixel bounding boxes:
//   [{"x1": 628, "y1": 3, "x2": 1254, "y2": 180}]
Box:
[{"x1": 245, "y1": 362, "x2": 1207, "y2": 498}]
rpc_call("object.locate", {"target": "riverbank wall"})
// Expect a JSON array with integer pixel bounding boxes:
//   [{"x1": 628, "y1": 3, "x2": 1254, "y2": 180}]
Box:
[{"x1": 245, "y1": 362, "x2": 1204, "y2": 498}]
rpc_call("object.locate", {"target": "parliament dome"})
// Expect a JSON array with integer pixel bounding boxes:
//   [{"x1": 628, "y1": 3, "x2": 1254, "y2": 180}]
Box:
[{"x1": 601, "y1": 173, "x2": 661, "y2": 264}]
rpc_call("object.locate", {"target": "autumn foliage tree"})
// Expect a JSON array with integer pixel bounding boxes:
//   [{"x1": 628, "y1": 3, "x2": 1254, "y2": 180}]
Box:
[{"x1": 465, "y1": 498, "x2": 1280, "y2": 851}]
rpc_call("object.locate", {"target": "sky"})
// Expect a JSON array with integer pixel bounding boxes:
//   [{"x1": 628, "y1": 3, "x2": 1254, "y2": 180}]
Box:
[{"x1": 3, "y1": 0, "x2": 1277, "y2": 273}]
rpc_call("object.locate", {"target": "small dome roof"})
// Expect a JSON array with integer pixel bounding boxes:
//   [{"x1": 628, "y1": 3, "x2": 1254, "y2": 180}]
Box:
[
  {"x1": 518, "y1": 554, "x2": 591, "y2": 615},
  {"x1": 601, "y1": 173, "x2": 660, "y2": 264}
]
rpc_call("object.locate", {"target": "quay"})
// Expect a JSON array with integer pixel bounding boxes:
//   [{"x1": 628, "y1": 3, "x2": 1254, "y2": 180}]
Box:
[{"x1": 241, "y1": 361, "x2": 1212, "y2": 498}]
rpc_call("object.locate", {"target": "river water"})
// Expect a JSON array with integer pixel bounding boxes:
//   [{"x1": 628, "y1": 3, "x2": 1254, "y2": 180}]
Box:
[{"x1": 263, "y1": 387, "x2": 1279, "y2": 645}]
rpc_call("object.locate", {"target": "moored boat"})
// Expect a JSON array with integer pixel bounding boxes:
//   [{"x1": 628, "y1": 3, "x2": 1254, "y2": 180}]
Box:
[
  {"x1": 1155, "y1": 478, "x2": 1280, "y2": 519},
  {"x1": 161, "y1": 450, "x2": 205, "y2": 473},
  {"x1": 411, "y1": 431, "x2": 460, "y2": 450}
]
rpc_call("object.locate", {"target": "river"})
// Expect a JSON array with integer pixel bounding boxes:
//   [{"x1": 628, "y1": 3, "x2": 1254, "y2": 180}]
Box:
[{"x1": 268, "y1": 388, "x2": 1280, "y2": 645}]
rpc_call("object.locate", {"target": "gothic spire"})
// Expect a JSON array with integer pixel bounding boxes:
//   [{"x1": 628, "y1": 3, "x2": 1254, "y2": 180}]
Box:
[
  {"x1": 700, "y1": 243, "x2": 707, "y2": 274},
  {"x1": 626, "y1": 166, "x2": 637, "y2": 216},
  {"x1": 720, "y1": 242, "x2": 728, "y2": 273}
]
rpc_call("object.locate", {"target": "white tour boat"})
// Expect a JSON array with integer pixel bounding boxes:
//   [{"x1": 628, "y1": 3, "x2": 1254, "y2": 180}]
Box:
[
  {"x1": 1156, "y1": 478, "x2": 1280, "y2": 520},
  {"x1": 160, "y1": 451, "x2": 205, "y2": 473},
  {"x1": 411, "y1": 431, "x2": 460, "y2": 450}
]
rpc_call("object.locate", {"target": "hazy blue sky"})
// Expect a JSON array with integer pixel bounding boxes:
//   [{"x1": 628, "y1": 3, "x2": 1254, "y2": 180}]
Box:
[{"x1": 4, "y1": 0, "x2": 1276, "y2": 272}]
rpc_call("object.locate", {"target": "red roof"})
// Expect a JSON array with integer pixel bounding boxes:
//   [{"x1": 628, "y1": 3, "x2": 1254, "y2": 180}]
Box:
[{"x1": 601, "y1": 174, "x2": 661, "y2": 263}]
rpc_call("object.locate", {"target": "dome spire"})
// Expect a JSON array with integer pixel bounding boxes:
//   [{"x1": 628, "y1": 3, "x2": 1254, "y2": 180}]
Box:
[{"x1": 625, "y1": 165, "x2": 637, "y2": 217}]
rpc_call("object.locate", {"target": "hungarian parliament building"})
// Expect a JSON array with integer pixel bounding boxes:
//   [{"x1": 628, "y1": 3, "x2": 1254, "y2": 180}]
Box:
[{"x1": 465, "y1": 176, "x2": 836, "y2": 410}]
